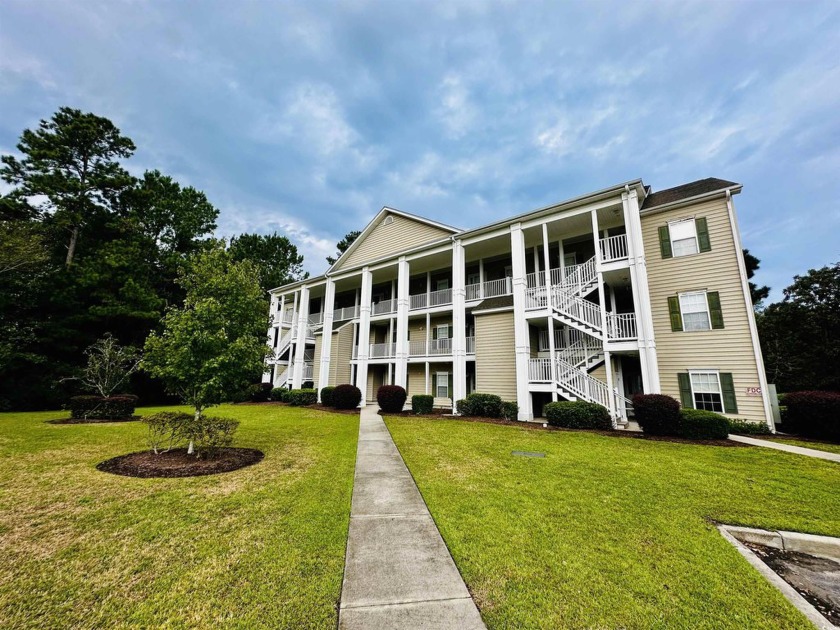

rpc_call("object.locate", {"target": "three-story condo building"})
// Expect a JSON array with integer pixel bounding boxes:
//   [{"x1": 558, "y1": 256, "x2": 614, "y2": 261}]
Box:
[{"x1": 263, "y1": 177, "x2": 774, "y2": 428}]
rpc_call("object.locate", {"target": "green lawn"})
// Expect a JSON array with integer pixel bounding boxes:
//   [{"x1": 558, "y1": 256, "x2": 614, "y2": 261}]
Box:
[
  {"x1": 0, "y1": 405, "x2": 358, "y2": 629},
  {"x1": 385, "y1": 416, "x2": 840, "y2": 629},
  {"x1": 767, "y1": 436, "x2": 840, "y2": 455}
]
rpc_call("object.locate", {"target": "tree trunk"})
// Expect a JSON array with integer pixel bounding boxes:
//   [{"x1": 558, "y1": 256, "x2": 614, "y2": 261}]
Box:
[
  {"x1": 65, "y1": 225, "x2": 79, "y2": 268},
  {"x1": 188, "y1": 408, "x2": 200, "y2": 455}
]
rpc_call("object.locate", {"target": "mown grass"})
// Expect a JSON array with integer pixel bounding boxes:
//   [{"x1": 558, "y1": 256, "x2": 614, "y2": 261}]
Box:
[
  {"x1": 385, "y1": 416, "x2": 840, "y2": 629},
  {"x1": 0, "y1": 404, "x2": 358, "y2": 629}
]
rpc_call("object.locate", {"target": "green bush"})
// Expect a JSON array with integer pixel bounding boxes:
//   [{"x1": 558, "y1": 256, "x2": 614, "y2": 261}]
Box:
[
  {"x1": 332, "y1": 384, "x2": 362, "y2": 410},
  {"x1": 544, "y1": 401, "x2": 612, "y2": 429},
  {"x1": 320, "y1": 386, "x2": 336, "y2": 407},
  {"x1": 270, "y1": 387, "x2": 288, "y2": 402},
  {"x1": 783, "y1": 391, "x2": 840, "y2": 441},
  {"x1": 188, "y1": 415, "x2": 239, "y2": 457},
  {"x1": 69, "y1": 395, "x2": 138, "y2": 420},
  {"x1": 249, "y1": 383, "x2": 272, "y2": 402},
  {"x1": 457, "y1": 393, "x2": 503, "y2": 417},
  {"x1": 377, "y1": 385, "x2": 407, "y2": 413},
  {"x1": 143, "y1": 411, "x2": 191, "y2": 453},
  {"x1": 287, "y1": 389, "x2": 317, "y2": 406},
  {"x1": 412, "y1": 394, "x2": 434, "y2": 415},
  {"x1": 728, "y1": 418, "x2": 772, "y2": 435},
  {"x1": 501, "y1": 401, "x2": 519, "y2": 420},
  {"x1": 142, "y1": 412, "x2": 239, "y2": 458},
  {"x1": 632, "y1": 394, "x2": 681, "y2": 436},
  {"x1": 678, "y1": 409, "x2": 730, "y2": 440}
]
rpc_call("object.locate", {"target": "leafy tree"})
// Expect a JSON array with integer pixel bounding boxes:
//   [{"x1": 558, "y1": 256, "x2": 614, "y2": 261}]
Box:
[
  {"x1": 326, "y1": 230, "x2": 361, "y2": 266},
  {"x1": 0, "y1": 107, "x2": 135, "y2": 267},
  {"x1": 143, "y1": 245, "x2": 271, "y2": 453},
  {"x1": 0, "y1": 220, "x2": 49, "y2": 275},
  {"x1": 758, "y1": 262, "x2": 840, "y2": 391},
  {"x1": 67, "y1": 334, "x2": 141, "y2": 397},
  {"x1": 743, "y1": 249, "x2": 770, "y2": 307},
  {"x1": 229, "y1": 232, "x2": 307, "y2": 294}
]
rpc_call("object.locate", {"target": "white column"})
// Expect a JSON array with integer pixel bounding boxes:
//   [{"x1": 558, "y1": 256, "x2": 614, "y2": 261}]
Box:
[
  {"x1": 510, "y1": 223, "x2": 533, "y2": 421},
  {"x1": 547, "y1": 317, "x2": 558, "y2": 402},
  {"x1": 425, "y1": 362, "x2": 430, "y2": 394},
  {"x1": 604, "y1": 350, "x2": 617, "y2": 421},
  {"x1": 622, "y1": 188, "x2": 661, "y2": 392},
  {"x1": 478, "y1": 258, "x2": 485, "y2": 298},
  {"x1": 395, "y1": 258, "x2": 410, "y2": 388},
  {"x1": 541, "y1": 223, "x2": 553, "y2": 288},
  {"x1": 356, "y1": 268, "x2": 373, "y2": 406},
  {"x1": 292, "y1": 285, "x2": 310, "y2": 389},
  {"x1": 451, "y1": 240, "x2": 467, "y2": 411},
  {"x1": 317, "y1": 280, "x2": 336, "y2": 401},
  {"x1": 592, "y1": 210, "x2": 609, "y2": 347}
]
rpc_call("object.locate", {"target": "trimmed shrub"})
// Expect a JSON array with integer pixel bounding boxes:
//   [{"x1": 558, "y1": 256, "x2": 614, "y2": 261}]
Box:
[
  {"x1": 457, "y1": 392, "x2": 503, "y2": 417},
  {"x1": 188, "y1": 415, "x2": 239, "y2": 457},
  {"x1": 728, "y1": 418, "x2": 772, "y2": 435},
  {"x1": 377, "y1": 385, "x2": 407, "y2": 413},
  {"x1": 302, "y1": 380, "x2": 314, "y2": 390},
  {"x1": 632, "y1": 394, "x2": 681, "y2": 436},
  {"x1": 544, "y1": 401, "x2": 612, "y2": 429},
  {"x1": 678, "y1": 409, "x2": 730, "y2": 440},
  {"x1": 287, "y1": 388, "x2": 318, "y2": 406},
  {"x1": 320, "y1": 386, "x2": 336, "y2": 407},
  {"x1": 142, "y1": 412, "x2": 239, "y2": 458},
  {"x1": 332, "y1": 384, "x2": 362, "y2": 410},
  {"x1": 270, "y1": 388, "x2": 288, "y2": 402},
  {"x1": 501, "y1": 401, "x2": 519, "y2": 420},
  {"x1": 783, "y1": 391, "x2": 840, "y2": 441},
  {"x1": 412, "y1": 394, "x2": 434, "y2": 415},
  {"x1": 143, "y1": 411, "x2": 191, "y2": 453},
  {"x1": 69, "y1": 394, "x2": 138, "y2": 420},
  {"x1": 249, "y1": 383, "x2": 272, "y2": 402}
]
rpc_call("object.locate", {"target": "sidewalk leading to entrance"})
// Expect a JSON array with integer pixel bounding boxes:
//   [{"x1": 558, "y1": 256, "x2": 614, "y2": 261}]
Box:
[
  {"x1": 729, "y1": 434, "x2": 840, "y2": 463},
  {"x1": 338, "y1": 406, "x2": 486, "y2": 629}
]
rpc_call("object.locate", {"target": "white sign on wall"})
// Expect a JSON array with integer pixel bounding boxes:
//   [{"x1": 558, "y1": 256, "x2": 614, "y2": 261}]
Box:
[{"x1": 745, "y1": 387, "x2": 762, "y2": 396}]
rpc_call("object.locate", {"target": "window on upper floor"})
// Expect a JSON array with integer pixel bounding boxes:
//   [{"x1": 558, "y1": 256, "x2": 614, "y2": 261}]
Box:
[
  {"x1": 667, "y1": 291, "x2": 724, "y2": 332},
  {"x1": 658, "y1": 217, "x2": 711, "y2": 258}
]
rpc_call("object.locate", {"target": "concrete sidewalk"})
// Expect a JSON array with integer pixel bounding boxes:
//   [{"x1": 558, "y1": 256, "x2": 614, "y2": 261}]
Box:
[
  {"x1": 339, "y1": 407, "x2": 485, "y2": 630},
  {"x1": 729, "y1": 435, "x2": 840, "y2": 463}
]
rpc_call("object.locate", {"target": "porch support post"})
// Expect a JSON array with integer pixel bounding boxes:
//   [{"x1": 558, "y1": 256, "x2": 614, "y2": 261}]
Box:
[
  {"x1": 592, "y1": 210, "x2": 609, "y2": 348},
  {"x1": 622, "y1": 187, "x2": 660, "y2": 392},
  {"x1": 604, "y1": 350, "x2": 617, "y2": 421},
  {"x1": 478, "y1": 258, "x2": 485, "y2": 298},
  {"x1": 451, "y1": 240, "x2": 467, "y2": 412},
  {"x1": 317, "y1": 280, "x2": 335, "y2": 400},
  {"x1": 425, "y1": 362, "x2": 430, "y2": 395},
  {"x1": 547, "y1": 316, "x2": 558, "y2": 402},
  {"x1": 356, "y1": 268, "x2": 373, "y2": 406},
  {"x1": 510, "y1": 223, "x2": 533, "y2": 421},
  {"x1": 542, "y1": 223, "x2": 552, "y2": 288},
  {"x1": 395, "y1": 257, "x2": 410, "y2": 388},
  {"x1": 292, "y1": 285, "x2": 310, "y2": 389}
]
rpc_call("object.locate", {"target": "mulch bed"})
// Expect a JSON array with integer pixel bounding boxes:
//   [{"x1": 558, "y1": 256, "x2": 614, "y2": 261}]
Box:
[
  {"x1": 233, "y1": 401, "x2": 359, "y2": 415},
  {"x1": 47, "y1": 415, "x2": 140, "y2": 425},
  {"x1": 384, "y1": 412, "x2": 748, "y2": 446},
  {"x1": 97, "y1": 447, "x2": 264, "y2": 478}
]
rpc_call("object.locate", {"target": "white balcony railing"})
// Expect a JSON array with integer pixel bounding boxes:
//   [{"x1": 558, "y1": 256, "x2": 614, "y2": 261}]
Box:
[
  {"x1": 371, "y1": 299, "x2": 397, "y2": 315},
  {"x1": 606, "y1": 312, "x2": 637, "y2": 340},
  {"x1": 599, "y1": 234, "x2": 628, "y2": 263},
  {"x1": 369, "y1": 342, "x2": 396, "y2": 358},
  {"x1": 409, "y1": 293, "x2": 427, "y2": 310},
  {"x1": 282, "y1": 310, "x2": 296, "y2": 324},
  {"x1": 466, "y1": 336, "x2": 475, "y2": 354},
  {"x1": 428, "y1": 288, "x2": 452, "y2": 307},
  {"x1": 465, "y1": 283, "x2": 482, "y2": 300},
  {"x1": 528, "y1": 358, "x2": 553, "y2": 382},
  {"x1": 483, "y1": 277, "x2": 512, "y2": 298},
  {"x1": 308, "y1": 312, "x2": 323, "y2": 325},
  {"x1": 408, "y1": 338, "x2": 452, "y2": 356},
  {"x1": 303, "y1": 363, "x2": 314, "y2": 380},
  {"x1": 334, "y1": 304, "x2": 360, "y2": 321}
]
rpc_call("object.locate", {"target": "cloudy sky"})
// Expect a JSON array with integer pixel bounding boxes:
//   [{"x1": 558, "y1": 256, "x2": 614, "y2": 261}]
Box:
[{"x1": 1, "y1": 0, "x2": 838, "y2": 298}]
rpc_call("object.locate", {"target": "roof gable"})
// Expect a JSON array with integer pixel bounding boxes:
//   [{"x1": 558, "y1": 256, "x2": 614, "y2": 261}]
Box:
[{"x1": 330, "y1": 208, "x2": 459, "y2": 272}]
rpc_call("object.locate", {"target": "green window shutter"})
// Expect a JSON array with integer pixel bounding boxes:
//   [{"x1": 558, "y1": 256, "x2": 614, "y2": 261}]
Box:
[
  {"x1": 677, "y1": 373, "x2": 693, "y2": 409},
  {"x1": 432, "y1": 327, "x2": 438, "y2": 340},
  {"x1": 695, "y1": 217, "x2": 711, "y2": 252},
  {"x1": 658, "y1": 225, "x2": 673, "y2": 259},
  {"x1": 448, "y1": 373, "x2": 453, "y2": 398},
  {"x1": 720, "y1": 373, "x2": 738, "y2": 413},
  {"x1": 432, "y1": 373, "x2": 437, "y2": 395},
  {"x1": 707, "y1": 291, "x2": 724, "y2": 329},
  {"x1": 668, "y1": 296, "x2": 683, "y2": 331}
]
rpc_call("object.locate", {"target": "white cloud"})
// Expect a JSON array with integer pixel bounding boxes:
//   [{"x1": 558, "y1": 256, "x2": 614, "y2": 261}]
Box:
[{"x1": 435, "y1": 73, "x2": 477, "y2": 139}]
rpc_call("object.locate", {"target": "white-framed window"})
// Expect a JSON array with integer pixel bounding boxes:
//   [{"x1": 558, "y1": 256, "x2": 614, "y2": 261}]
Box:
[
  {"x1": 436, "y1": 371, "x2": 449, "y2": 398},
  {"x1": 436, "y1": 278, "x2": 450, "y2": 291},
  {"x1": 436, "y1": 324, "x2": 450, "y2": 339},
  {"x1": 689, "y1": 371, "x2": 724, "y2": 412},
  {"x1": 679, "y1": 291, "x2": 711, "y2": 331},
  {"x1": 669, "y1": 218, "x2": 699, "y2": 257},
  {"x1": 467, "y1": 272, "x2": 480, "y2": 285}
]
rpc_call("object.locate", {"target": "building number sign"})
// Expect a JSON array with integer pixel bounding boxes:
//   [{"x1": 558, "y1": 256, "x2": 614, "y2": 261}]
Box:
[{"x1": 745, "y1": 387, "x2": 762, "y2": 396}]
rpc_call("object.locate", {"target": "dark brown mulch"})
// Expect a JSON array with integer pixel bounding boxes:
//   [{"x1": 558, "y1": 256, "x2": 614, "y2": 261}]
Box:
[
  {"x1": 312, "y1": 404, "x2": 359, "y2": 415},
  {"x1": 233, "y1": 400, "x2": 286, "y2": 405},
  {"x1": 96, "y1": 447, "x2": 264, "y2": 478},
  {"x1": 384, "y1": 412, "x2": 748, "y2": 446},
  {"x1": 47, "y1": 415, "x2": 141, "y2": 425}
]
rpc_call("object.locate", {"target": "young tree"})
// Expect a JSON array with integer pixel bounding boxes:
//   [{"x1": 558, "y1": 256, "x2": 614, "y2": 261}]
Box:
[
  {"x1": 229, "y1": 232, "x2": 307, "y2": 294},
  {"x1": 0, "y1": 107, "x2": 135, "y2": 267},
  {"x1": 326, "y1": 230, "x2": 361, "y2": 266},
  {"x1": 143, "y1": 245, "x2": 271, "y2": 454},
  {"x1": 73, "y1": 334, "x2": 141, "y2": 397},
  {"x1": 743, "y1": 249, "x2": 770, "y2": 307}
]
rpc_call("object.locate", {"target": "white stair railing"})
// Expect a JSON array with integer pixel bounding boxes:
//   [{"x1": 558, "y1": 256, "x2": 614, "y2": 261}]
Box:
[
  {"x1": 552, "y1": 287, "x2": 603, "y2": 331},
  {"x1": 605, "y1": 312, "x2": 637, "y2": 340},
  {"x1": 557, "y1": 336, "x2": 603, "y2": 368}
]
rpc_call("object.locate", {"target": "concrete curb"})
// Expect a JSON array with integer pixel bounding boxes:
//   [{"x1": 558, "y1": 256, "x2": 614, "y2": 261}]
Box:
[
  {"x1": 728, "y1": 435, "x2": 840, "y2": 463},
  {"x1": 723, "y1": 525, "x2": 840, "y2": 562},
  {"x1": 718, "y1": 525, "x2": 838, "y2": 629}
]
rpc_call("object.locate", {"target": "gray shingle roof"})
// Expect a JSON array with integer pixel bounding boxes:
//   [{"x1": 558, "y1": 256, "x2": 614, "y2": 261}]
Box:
[{"x1": 642, "y1": 178, "x2": 739, "y2": 210}]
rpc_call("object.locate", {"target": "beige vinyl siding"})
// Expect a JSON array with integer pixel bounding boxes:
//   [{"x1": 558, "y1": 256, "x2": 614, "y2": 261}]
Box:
[
  {"x1": 474, "y1": 311, "x2": 516, "y2": 401},
  {"x1": 328, "y1": 323, "x2": 354, "y2": 386},
  {"x1": 336, "y1": 213, "x2": 451, "y2": 270},
  {"x1": 529, "y1": 326, "x2": 540, "y2": 358},
  {"x1": 312, "y1": 335, "x2": 322, "y2": 389},
  {"x1": 590, "y1": 362, "x2": 607, "y2": 383},
  {"x1": 641, "y1": 197, "x2": 766, "y2": 423},
  {"x1": 407, "y1": 364, "x2": 427, "y2": 397}
]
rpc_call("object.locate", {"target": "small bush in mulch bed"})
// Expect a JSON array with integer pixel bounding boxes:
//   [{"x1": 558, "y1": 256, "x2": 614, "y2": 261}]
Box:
[
  {"x1": 271, "y1": 387, "x2": 289, "y2": 402},
  {"x1": 377, "y1": 385, "x2": 407, "y2": 413},
  {"x1": 501, "y1": 401, "x2": 519, "y2": 421},
  {"x1": 332, "y1": 384, "x2": 362, "y2": 410},
  {"x1": 632, "y1": 394, "x2": 681, "y2": 435},
  {"x1": 320, "y1": 386, "x2": 336, "y2": 407},
  {"x1": 412, "y1": 394, "x2": 434, "y2": 415},
  {"x1": 783, "y1": 391, "x2": 840, "y2": 441},
  {"x1": 727, "y1": 418, "x2": 772, "y2": 435},
  {"x1": 287, "y1": 389, "x2": 317, "y2": 406},
  {"x1": 678, "y1": 409, "x2": 730, "y2": 440},
  {"x1": 544, "y1": 401, "x2": 612, "y2": 430},
  {"x1": 249, "y1": 383, "x2": 273, "y2": 402},
  {"x1": 97, "y1": 448, "x2": 264, "y2": 478},
  {"x1": 69, "y1": 394, "x2": 138, "y2": 421},
  {"x1": 456, "y1": 393, "x2": 503, "y2": 418}
]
